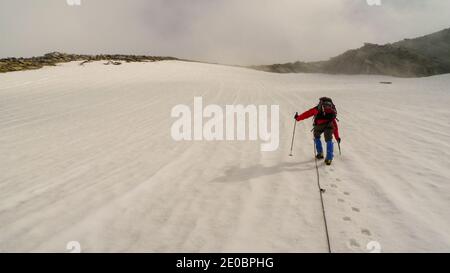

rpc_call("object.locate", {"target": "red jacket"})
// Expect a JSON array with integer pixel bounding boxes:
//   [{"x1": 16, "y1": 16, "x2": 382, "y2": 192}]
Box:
[{"x1": 296, "y1": 107, "x2": 340, "y2": 140}]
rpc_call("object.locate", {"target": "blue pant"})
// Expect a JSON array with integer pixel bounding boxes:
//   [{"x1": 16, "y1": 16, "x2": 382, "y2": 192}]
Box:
[{"x1": 315, "y1": 138, "x2": 334, "y2": 160}]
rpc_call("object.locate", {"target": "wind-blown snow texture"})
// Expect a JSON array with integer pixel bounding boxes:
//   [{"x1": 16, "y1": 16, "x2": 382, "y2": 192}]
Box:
[{"x1": 1, "y1": 61, "x2": 449, "y2": 252}]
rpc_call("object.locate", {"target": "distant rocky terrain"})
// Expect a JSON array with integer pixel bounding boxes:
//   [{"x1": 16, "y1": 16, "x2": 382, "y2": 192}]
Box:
[
  {"x1": 2, "y1": 28, "x2": 450, "y2": 77},
  {"x1": 0, "y1": 52, "x2": 178, "y2": 73},
  {"x1": 393, "y1": 28, "x2": 450, "y2": 68},
  {"x1": 252, "y1": 28, "x2": 450, "y2": 77}
]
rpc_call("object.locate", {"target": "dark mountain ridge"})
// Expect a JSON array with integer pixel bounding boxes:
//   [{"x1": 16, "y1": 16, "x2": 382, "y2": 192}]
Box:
[{"x1": 252, "y1": 28, "x2": 450, "y2": 77}]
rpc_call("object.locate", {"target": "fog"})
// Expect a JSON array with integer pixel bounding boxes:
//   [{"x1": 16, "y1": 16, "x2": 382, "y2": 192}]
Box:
[{"x1": 1, "y1": 0, "x2": 450, "y2": 65}]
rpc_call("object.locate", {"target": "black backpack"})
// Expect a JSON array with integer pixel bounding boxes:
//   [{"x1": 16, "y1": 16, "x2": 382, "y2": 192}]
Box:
[{"x1": 314, "y1": 97, "x2": 337, "y2": 124}]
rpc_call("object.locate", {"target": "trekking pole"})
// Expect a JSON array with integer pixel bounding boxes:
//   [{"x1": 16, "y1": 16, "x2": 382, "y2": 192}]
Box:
[
  {"x1": 289, "y1": 112, "x2": 298, "y2": 156},
  {"x1": 338, "y1": 141, "x2": 342, "y2": 156}
]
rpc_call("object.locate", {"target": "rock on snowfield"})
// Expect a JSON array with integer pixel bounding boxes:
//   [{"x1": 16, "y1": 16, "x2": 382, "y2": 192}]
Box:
[{"x1": 0, "y1": 61, "x2": 449, "y2": 252}]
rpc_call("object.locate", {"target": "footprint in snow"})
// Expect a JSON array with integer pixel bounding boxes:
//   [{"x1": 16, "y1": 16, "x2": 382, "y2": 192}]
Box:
[
  {"x1": 338, "y1": 198, "x2": 345, "y2": 203},
  {"x1": 344, "y1": 192, "x2": 350, "y2": 196},
  {"x1": 336, "y1": 178, "x2": 341, "y2": 182},
  {"x1": 330, "y1": 184, "x2": 338, "y2": 188},
  {"x1": 349, "y1": 239, "x2": 361, "y2": 248},
  {"x1": 361, "y1": 229, "x2": 372, "y2": 236},
  {"x1": 352, "y1": 207, "x2": 360, "y2": 213},
  {"x1": 343, "y1": 216, "x2": 352, "y2": 221}
]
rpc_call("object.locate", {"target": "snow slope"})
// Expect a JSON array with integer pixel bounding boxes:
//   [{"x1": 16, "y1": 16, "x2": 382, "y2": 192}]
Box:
[{"x1": 1, "y1": 61, "x2": 449, "y2": 252}]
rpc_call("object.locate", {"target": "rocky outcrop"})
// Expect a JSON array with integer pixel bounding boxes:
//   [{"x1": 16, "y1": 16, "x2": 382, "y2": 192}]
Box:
[
  {"x1": 252, "y1": 28, "x2": 450, "y2": 77},
  {"x1": 393, "y1": 28, "x2": 450, "y2": 67},
  {"x1": 0, "y1": 52, "x2": 178, "y2": 73},
  {"x1": 320, "y1": 43, "x2": 448, "y2": 77}
]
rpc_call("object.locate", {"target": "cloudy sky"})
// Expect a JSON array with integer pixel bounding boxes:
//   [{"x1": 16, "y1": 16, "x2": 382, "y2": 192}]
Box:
[{"x1": 1, "y1": 0, "x2": 450, "y2": 65}]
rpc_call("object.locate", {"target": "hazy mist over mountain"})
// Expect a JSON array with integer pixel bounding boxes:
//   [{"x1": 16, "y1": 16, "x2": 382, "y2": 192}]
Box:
[{"x1": 1, "y1": 0, "x2": 450, "y2": 65}]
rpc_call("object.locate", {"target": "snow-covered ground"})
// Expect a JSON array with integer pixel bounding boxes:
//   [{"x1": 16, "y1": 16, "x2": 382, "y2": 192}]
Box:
[{"x1": 1, "y1": 61, "x2": 449, "y2": 253}]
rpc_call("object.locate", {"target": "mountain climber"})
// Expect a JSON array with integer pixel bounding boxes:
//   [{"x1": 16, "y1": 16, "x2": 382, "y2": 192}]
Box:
[{"x1": 295, "y1": 97, "x2": 341, "y2": 165}]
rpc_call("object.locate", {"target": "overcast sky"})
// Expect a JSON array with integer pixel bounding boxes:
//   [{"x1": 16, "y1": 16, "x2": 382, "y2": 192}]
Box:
[{"x1": 1, "y1": 0, "x2": 450, "y2": 65}]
